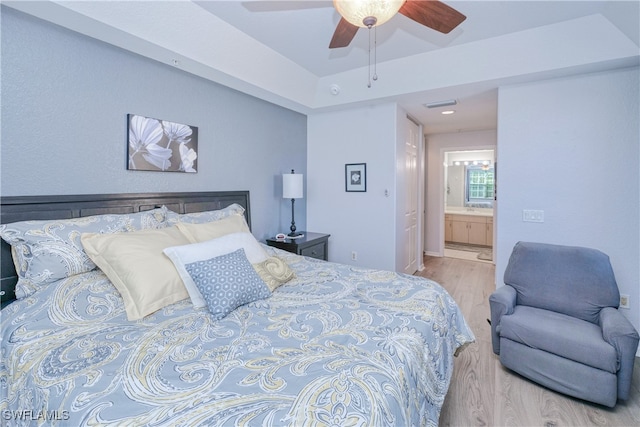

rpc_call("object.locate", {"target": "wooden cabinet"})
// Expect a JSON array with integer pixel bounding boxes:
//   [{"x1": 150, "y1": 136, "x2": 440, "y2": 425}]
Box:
[
  {"x1": 445, "y1": 214, "x2": 493, "y2": 247},
  {"x1": 468, "y1": 222, "x2": 487, "y2": 245},
  {"x1": 451, "y1": 219, "x2": 469, "y2": 243},
  {"x1": 445, "y1": 216, "x2": 453, "y2": 242},
  {"x1": 486, "y1": 217, "x2": 494, "y2": 247}
]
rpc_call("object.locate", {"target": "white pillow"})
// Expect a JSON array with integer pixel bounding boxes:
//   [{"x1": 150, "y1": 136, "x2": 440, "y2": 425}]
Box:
[{"x1": 163, "y1": 232, "x2": 269, "y2": 308}]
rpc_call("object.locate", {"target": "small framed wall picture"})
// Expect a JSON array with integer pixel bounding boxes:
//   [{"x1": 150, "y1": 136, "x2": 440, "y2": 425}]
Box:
[{"x1": 345, "y1": 163, "x2": 366, "y2": 192}]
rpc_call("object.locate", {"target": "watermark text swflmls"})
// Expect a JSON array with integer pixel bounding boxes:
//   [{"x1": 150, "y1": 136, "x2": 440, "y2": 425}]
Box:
[{"x1": 2, "y1": 410, "x2": 70, "y2": 421}]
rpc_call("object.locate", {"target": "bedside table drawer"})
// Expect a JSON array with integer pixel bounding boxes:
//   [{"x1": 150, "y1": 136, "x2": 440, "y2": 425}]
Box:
[
  {"x1": 300, "y1": 241, "x2": 326, "y2": 260},
  {"x1": 266, "y1": 232, "x2": 330, "y2": 261}
]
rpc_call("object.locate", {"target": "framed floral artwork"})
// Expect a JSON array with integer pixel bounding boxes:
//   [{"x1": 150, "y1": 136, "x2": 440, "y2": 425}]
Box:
[
  {"x1": 345, "y1": 163, "x2": 366, "y2": 192},
  {"x1": 127, "y1": 114, "x2": 198, "y2": 172}
]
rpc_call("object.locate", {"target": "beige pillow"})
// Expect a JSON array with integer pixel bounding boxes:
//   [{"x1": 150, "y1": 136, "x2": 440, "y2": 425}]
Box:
[
  {"x1": 81, "y1": 226, "x2": 191, "y2": 321},
  {"x1": 253, "y1": 257, "x2": 296, "y2": 292},
  {"x1": 177, "y1": 215, "x2": 250, "y2": 243}
]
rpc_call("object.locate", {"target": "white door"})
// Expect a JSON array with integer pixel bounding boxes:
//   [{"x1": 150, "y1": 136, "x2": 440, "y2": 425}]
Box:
[{"x1": 403, "y1": 118, "x2": 419, "y2": 274}]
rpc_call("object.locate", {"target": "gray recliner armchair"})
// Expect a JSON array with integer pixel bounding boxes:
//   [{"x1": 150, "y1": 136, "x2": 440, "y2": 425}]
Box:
[{"x1": 490, "y1": 241, "x2": 639, "y2": 407}]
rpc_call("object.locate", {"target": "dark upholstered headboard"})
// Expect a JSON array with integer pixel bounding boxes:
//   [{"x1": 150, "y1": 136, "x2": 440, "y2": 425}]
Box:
[{"x1": 0, "y1": 191, "x2": 250, "y2": 307}]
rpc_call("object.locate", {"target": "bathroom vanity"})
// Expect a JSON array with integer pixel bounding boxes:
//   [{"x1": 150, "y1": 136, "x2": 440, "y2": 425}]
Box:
[{"x1": 445, "y1": 209, "x2": 493, "y2": 247}]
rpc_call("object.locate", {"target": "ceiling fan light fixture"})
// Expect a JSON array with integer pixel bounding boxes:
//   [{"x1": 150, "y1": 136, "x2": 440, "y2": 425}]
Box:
[{"x1": 333, "y1": 0, "x2": 405, "y2": 28}]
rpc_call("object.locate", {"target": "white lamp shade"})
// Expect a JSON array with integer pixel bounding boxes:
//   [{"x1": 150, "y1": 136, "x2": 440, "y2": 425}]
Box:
[
  {"x1": 333, "y1": 0, "x2": 404, "y2": 27},
  {"x1": 283, "y1": 173, "x2": 303, "y2": 199}
]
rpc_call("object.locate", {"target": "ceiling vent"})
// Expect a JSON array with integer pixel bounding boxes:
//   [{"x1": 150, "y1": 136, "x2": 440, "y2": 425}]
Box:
[{"x1": 424, "y1": 99, "x2": 457, "y2": 109}]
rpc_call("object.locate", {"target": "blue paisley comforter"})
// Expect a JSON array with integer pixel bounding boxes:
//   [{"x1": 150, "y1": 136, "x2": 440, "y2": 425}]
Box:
[{"x1": 1, "y1": 248, "x2": 474, "y2": 426}]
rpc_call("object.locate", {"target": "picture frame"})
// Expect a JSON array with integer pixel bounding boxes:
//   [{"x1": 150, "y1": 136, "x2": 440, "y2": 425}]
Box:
[
  {"x1": 127, "y1": 113, "x2": 198, "y2": 173},
  {"x1": 345, "y1": 163, "x2": 366, "y2": 192}
]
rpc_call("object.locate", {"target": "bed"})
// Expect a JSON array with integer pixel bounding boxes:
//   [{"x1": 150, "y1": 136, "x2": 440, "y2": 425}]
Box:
[{"x1": 0, "y1": 191, "x2": 474, "y2": 426}]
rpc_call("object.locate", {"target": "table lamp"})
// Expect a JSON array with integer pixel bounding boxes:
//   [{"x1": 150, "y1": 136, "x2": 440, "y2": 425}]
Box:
[{"x1": 283, "y1": 169, "x2": 303, "y2": 238}]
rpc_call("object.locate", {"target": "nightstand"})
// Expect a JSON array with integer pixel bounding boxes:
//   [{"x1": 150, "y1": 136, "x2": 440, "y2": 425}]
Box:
[{"x1": 266, "y1": 232, "x2": 330, "y2": 261}]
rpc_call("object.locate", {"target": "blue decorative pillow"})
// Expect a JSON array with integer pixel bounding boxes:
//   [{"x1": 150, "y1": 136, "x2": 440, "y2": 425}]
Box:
[
  {"x1": 0, "y1": 207, "x2": 169, "y2": 299},
  {"x1": 165, "y1": 203, "x2": 245, "y2": 225},
  {"x1": 185, "y1": 248, "x2": 271, "y2": 319}
]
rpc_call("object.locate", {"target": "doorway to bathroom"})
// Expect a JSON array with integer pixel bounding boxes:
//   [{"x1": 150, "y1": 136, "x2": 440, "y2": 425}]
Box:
[{"x1": 443, "y1": 149, "x2": 495, "y2": 263}]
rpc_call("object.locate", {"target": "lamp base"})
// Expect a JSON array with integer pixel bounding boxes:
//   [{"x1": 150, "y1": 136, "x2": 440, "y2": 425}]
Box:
[{"x1": 287, "y1": 232, "x2": 304, "y2": 239}]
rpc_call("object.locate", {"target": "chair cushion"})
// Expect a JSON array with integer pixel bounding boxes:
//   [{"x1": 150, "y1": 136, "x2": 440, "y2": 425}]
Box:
[
  {"x1": 503, "y1": 242, "x2": 619, "y2": 324},
  {"x1": 500, "y1": 305, "x2": 617, "y2": 373}
]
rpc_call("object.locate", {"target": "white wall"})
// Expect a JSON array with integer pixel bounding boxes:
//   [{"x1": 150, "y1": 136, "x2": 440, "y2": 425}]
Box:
[
  {"x1": 496, "y1": 67, "x2": 640, "y2": 343},
  {"x1": 425, "y1": 130, "x2": 497, "y2": 255},
  {"x1": 307, "y1": 104, "x2": 399, "y2": 271}
]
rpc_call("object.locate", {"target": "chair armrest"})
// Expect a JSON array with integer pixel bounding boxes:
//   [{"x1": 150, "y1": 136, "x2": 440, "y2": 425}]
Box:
[
  {"x1": 599, "y1": 307, "x2": 640, "y2": 400},
  {"x1": 489, "y1": 285, "x2": 517, "y2": 355}
]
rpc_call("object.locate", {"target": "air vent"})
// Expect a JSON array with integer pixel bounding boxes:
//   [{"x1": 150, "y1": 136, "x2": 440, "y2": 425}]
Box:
[{"x1": 424, "y1": 99, "x2": 457, "y2": 109}]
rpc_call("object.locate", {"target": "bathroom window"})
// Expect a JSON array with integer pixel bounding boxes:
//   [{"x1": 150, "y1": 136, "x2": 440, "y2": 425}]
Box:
[{"x1": 466, "y1": 166, "x2": 494, "y2": 207}]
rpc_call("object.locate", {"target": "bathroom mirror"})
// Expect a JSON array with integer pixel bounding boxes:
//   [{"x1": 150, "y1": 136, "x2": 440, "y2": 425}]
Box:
[{"x1": 445, "y1": 150, "x2": 495, "y2": 210}]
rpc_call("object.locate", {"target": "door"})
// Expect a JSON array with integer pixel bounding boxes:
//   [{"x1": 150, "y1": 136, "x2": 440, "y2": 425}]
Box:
[{"x1": 403, "y1": 118, "x2": 419, "y2": 274}]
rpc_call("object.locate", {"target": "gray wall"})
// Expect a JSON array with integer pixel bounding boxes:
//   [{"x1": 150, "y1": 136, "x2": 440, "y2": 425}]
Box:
[{"x1": 0, "y1": 7, "x2": 307, "y2": 240}]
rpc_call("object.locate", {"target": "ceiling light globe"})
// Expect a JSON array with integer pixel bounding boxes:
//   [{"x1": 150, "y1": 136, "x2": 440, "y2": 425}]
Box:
[{"x1": 333, "y1": 0, "x2": 405, "y2": 28}]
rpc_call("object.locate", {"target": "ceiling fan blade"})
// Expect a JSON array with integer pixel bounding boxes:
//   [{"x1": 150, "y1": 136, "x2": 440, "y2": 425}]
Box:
[
  {"x1": 399, "y1": 0, "x2": 466, "y2": 34},
  {"x1": 329, "y1": 17, "x2": 359, "y2": 48}
]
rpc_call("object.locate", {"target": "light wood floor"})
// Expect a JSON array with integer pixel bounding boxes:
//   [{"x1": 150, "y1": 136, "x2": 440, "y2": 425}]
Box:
[{"x1": 417, "y1": 255, "x2": 640, "y2": 427}]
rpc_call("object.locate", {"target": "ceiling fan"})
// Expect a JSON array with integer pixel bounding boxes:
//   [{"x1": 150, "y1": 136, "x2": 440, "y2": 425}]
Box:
[{"x1": 329, "y1": 0, "x2": 466, "y2": 48}]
